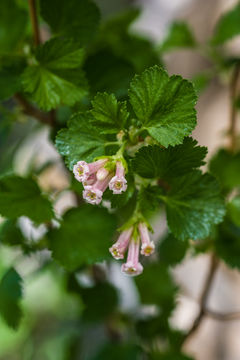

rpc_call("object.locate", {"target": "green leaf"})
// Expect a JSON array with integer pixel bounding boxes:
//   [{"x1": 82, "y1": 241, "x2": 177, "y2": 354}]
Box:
[
  {"x1": 0, "y1": 0, "x2": 28, "y2": 53},
  {"x1": 84, "y1": 50, "x2": 135, "y2": 98},
  {"x1": 90, "y1": 92, "x2": 129, "y2": 134},
  {"x1": 164, "y1": 171, "x2": 226, "y2": 240},
  {"x1": 215, "y1": 220, "x2": 240, "y2": 269},
  {"x1": 97, "y1": 9, "x2": 161, "y2": 72},
  {"x1": 209, "y1": 149, "x2": 240, "y2": 191},
  {"x1": 55, "y1": 112, "x2": 107, "y2": 169},
  {"x1": 0, "y1": 175, "x2": 54, "y2": 224},
  {"x1": 0, "y1": 56, "x2": 26, "y2": 100},
  {"x1": 132, "y1": 138, "x2": 207, "y2": 179},
  {"x1": 90, "y1": 343, "x2": 141, "y2": 360},
  {"x1": 49, "y1": 206, "x2": 117, "y2": 271},
  {"x1": 80, "y1": 283, "x2": 118, "y2": 322},
  {"x1": 40, "y1": 0, "x2": 100, "y2": 44},
  {"x1": 212, "y1": 3, "x2": 240, "y2": 45},
  {"x1": 22, "y1": 37, "x2": 88, "y2": 111},
  {"x1": 228, "y1": 196, "x2": 240, "y2": 226},
  {"x1": 135, "y1": 263, "x2": 176, "y2": 318},
  {"x1": 129, "y1": 66, "x2": 197, "y2": 147},
  {"x1": 159, "y1": 234, "x2": 189, "y2": 266},
  {"x1": 138, "y1": 185, "x2": 163, "y2": 213},
  {"x1": 0, "y1": 268, "x2": 23, "y2": 329},
  {"x1": 0, "y1": 219, "x2": 25, "y2": 247},
  {"x1": 160, "y1": 22, "x2": 196, "y2": 52}
]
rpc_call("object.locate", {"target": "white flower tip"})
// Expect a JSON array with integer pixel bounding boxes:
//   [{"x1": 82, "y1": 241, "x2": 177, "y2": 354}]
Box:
[
  {"x1": 73, "y1": 161, "x2": 89, "y2": 182},
  {"x1": 109, "y1": 176, "x2": 127, "y2": 194},
  {"x1": 121, "y1": 261, "x2": 143, "y2": 276},
  {"x1": 82, "y1": 187, "x2": 103, "y2": 205},
  {"x1": 141, "y1": 242, "x2": 155, "y2": 256},
  {"x1": 109, "y1": 245, "x2": 124, "y2": 260}
]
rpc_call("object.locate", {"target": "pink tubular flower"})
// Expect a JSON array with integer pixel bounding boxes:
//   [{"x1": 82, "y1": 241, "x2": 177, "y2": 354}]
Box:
[
  {"x1": 109, "y1": 161, "x2": 127, "y2": 194},
  {"x1": 138, "y1": 223, "x2": 155, "y2": 256},
  {"x1": 121, "y1": 237, "x2": 143, "y2": 276},
  {"x1": 83, "y1": 173, "x2": 96, "y2": 187},
  {"x1": 109, "y1": 227, "x2": 133, "y2": 260},
  {"x1": 73, "y1": 159, "x2": 108, "y2": 183},
  {"x1": 73, "y1": 161, "x2": 89, "y2": 182},
  {"x1": 83, "y1": 173, "x2": 112, "y2": 205}
]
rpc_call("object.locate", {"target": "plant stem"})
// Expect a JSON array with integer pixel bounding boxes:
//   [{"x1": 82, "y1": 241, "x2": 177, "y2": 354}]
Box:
[
  {"x1": 181, "y1": 253, "x2": 219, "y2": 347},
  {"x1": 15, "y1": 93, "x2": 56, "y2": 127},
  {"x1": 28, "y1": 0, "x2": 41, "y2": 46},
  {"x1": 229, "y1": 64, "x2": 240, "y2": 151}
]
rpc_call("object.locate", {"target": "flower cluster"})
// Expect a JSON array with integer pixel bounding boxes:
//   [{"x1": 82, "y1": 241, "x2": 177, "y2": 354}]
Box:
[
  {"x1": 109, "y1": 222, "x2": 155, "y2": 276},
  {"x1": 73, "y1": 159, "x2": 127, "y2": 205}
]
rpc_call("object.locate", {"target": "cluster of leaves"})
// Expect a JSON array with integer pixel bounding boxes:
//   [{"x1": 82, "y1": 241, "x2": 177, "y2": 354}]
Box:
[{"x1": 0, "y1": 0, "x2": 240, "y2": 359}]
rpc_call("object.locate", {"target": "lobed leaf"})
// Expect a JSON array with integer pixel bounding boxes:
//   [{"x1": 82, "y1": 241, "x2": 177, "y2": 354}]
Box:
[
  {"x1": 129, "y1": 66, "x2": 197, "y2": 147},
  {"x1": 164, "y1": 171, "x2": 226, "y2": 240},
  {"x1": 22, "y1": 37, "x2": 88, "y2": 111},
  {"x1": 0, "y1": 175, "x2": 54, "y2": 224},
  {"x1": 132, "y1": 137, "x2": 207, "y2": 179},
  {"x1": 49, "y1": 206, "x2": 117, "y2": 271},
  {"x1": 55, "y1": 112, "x2": 107, "y2": 169}
]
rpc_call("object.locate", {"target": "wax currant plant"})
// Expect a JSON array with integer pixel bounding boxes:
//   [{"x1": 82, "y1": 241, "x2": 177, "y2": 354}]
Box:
[
  {"x1": 1, "y1": 0, "x2": 240, "y2": 358},
  {"x1": 55, "y1": 65, "x2": 225, "y2": 276}
]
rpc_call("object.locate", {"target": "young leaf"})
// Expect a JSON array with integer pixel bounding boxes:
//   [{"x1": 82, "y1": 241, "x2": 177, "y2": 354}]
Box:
[
  {"x1": 22, "y1": 37, "x2": 88, "y2": 111},
  {"x1": 0, "y1": 268, "x2": 23, "y2": 329},
  {"x1": 210, "y1": 149, "x2": 240, "y2": 191},
  {"x1": 40, "y1": 0, "x2": 100, "y2": 44},
  {"x1": 0, "y1": 175, "x2": 54, "y2": 224},
  {"x1": 163, "y1": 171, "x2": 226, "y2": 240},
  {"x1": 132, "y1": 137, "x2": 207, "y2": 179},
  {"x1": 90, "y1": 92, "x2": 129, "y2": 133},
  {"x1": 129, "y1": 66, "x2": 197, "y2": 147},
  {"x1": 49, "y1": 206, "x2": 117, "y2": 271},
  {"x1": 160, "y1": 22, "x2": 196, "y2": 52},
  {"x1": 0, "y1": 0, "x2": 28, "y2": 52},
  {"x1": 211, "y1": 3, "x2": 240, "y2": 45},
  {"x1": 55, "y1": 112, "x2": 107, "y2": 169}
]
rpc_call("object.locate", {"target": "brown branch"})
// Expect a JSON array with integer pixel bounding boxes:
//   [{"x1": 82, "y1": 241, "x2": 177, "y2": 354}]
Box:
[
  {"x1": 204, "y1": 308, "x2": 240, "y2": 321},
  {"x1": 28, "y1": 0, "x2": 41, "y2": 46},
  {"x1": 229, "y1": 64, "x2": 240, "y2": 151},
  {"x1": 181, "y1": 253, "x2": 219, "y2": 347},
  {"x1": 15, "y1": 93, "x2": 55, "y2": 127}
]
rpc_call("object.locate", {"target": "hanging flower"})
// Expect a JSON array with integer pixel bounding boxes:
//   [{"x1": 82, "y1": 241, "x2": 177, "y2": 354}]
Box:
[
  {"x1": 138, "y1": 222, "x2": 155, "y2": 256},
  {"x1": 121, "y1": 237, "x2": 143, "y2": 276},
  {"x1": 83, "y1": 173, "x2": 113, "y2": 205},
  {"x1": 109, "y1": 161, "x2": 127, "y2": 194},
  {"x1": 109, "y1": 227, "x2": 133, "y2": 260}
]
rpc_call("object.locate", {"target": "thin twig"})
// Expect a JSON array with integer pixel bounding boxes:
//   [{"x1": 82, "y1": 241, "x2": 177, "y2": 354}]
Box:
[
  {"x1": 15, "y1": 93, "x2": 55, "y2": 127},
  {"x1": 28, "y1": 0, "x2": 41, "y2": 46},
  {"x1": 229, "y1": 64, "x2": 240, "y2": 151},
  {"x1": 204, "y1": 308, "x2": 240, "y2": 321},
  {"x1": 181, "y1": 254, "x2": 219, "y2": 347}
]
